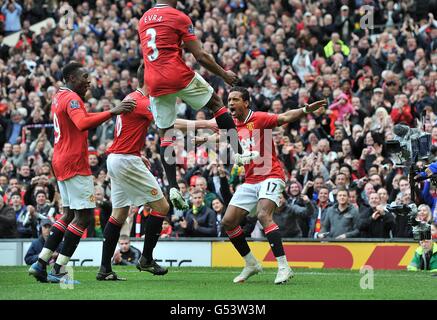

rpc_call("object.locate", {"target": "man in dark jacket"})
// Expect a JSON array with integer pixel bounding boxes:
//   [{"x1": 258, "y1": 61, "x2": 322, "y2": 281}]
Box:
[
  {"x1": 112, "y1": 234, "x2": 141, "y2": 266},
  {"x1": 0, "y1": 196, "x2": 17, "y2": 238},
  {"x1": 309, "y1": 186, "x2": 332, "y2": 238},
  {"x1": 273, "y1": 192, "x2": 314, "y2": 238},
  {"x1": 179, "y1": 188, "x2": 217, "y2": 237},
  {"x1": 358, "y1": 192, "x2": 395, "y2": 238},
  {"x1": 319, "y1": 188, "x2": 360, "y2": 239},
  {"x1": 25, "y1": 219, "x2": 62, "y2": 265}
]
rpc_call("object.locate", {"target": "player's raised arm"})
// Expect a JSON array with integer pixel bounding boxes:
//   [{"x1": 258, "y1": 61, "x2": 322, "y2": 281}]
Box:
[
  {"x1": 277, "y1": 99, "x2": 327, "y2": 126},
  {"x1": 184, "y1": 39, "x2": 239, "y2": 86}
]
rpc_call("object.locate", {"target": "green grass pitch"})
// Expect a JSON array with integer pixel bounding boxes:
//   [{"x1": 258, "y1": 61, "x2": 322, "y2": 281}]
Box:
[{"x1": 0, "y1": 266, "x2": 436, "y2": 300}]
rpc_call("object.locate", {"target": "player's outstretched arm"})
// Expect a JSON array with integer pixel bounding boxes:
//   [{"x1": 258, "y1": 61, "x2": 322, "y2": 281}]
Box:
[
  {"x1": 175, "y1": 118, "x2": 218, "y2": 133},
  {"x1": 70, "y1": 99, "x2": 136, "y2": 131},
  {"x1": 277, "y1": 99, "x2": 327, "y2": 126},
  {"x1": 184, "y1": 40, "x2": 239, "y2": 86}
]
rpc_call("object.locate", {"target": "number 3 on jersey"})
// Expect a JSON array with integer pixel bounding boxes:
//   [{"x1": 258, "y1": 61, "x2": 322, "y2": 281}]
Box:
[{"x1": 146, "y1": 28, "x2": 159, "y2": 61}]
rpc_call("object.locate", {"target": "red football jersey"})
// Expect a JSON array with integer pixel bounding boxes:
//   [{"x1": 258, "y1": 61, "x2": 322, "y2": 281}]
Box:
[
  {"x1": 107, "y1": 89, "x2": 153, "y2": 156},
  {"x1": 235, "y1": 110, "x2": 285, "y2": 184},
  {"x1": 138, "y1": 4, "x2": 197, "y2": 97},
  {"x1": 51, "y1": 87, "x2": 92, "y2": 181}
]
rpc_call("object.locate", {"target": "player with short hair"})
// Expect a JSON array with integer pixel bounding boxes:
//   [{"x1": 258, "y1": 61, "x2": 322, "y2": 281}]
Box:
[
  {"x1": 138, "y1": 0, "x2": 258, "y2": 211},
  {"x1": 195, "y1": 87, "x2": 326, "y2": 284},
  {"x1": 97, "y1": 62, "x2": 218, "y2": 280},
  {"x1": 28, "y1": 61, "x2": 135, "y2": 283}
]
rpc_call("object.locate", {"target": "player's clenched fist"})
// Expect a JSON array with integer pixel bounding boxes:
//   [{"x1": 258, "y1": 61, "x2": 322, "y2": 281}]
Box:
[
  {"x1": 223, "y1": 70, "x2": 240, "y2": 86},
  {"x1": 110, "y1": 99, "x2": 136, "y2": 115}
]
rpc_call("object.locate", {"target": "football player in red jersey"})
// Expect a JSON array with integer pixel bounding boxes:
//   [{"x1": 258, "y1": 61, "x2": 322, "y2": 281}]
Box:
[
  {"x1": 97, "y1": 63, "x2": 217, "y2": 280},
  {"x1": 195, "y1": 87, "x2": 326, "y2": 284},
  {"x1": 138, "y1": 0, "x2": 258, "y2": 211},
  {"x1": 28, "y1": 62, "x2": 135, "y2": 284}
]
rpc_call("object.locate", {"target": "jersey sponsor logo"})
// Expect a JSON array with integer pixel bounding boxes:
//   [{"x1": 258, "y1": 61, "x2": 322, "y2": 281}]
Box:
[
  {"x1": 70, "y1": 100, "x2": 80, "y2": 109},
  {"x1": 151, "y1": 188, "x2": 158, "y2": 196},
  {"x1": 188, "y1": 24, "x2": 195, "y2": 34}
]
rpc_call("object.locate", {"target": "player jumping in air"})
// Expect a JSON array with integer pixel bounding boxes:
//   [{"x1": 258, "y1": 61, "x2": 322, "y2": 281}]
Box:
[
  {"x1": 28, "y1": 62, "x2": 136, "y2": 283},
  {"x1": 97, "y1": 63, "x2": 218, "y2": 280},
  {"x1": 138, "y1": 0, "x2": 258, "y2": 211},
  {"x1": 195, "y1": 87, "x2": 326, "y2": 284}
]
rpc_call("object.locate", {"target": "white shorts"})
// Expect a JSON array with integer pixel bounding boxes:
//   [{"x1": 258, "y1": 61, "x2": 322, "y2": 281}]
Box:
[
  {"x1": 107, "y1": 153, "x2": 164, "y2": 208},
  {"x1": 57, "y1": 175, "x2": 96, "y2": 210},
  {"x1": 149, "y1": 72, "x2": 214, "y2": 129},
  {"x1": 229, "y1": 178, "x2": 285, "y2": 213}
]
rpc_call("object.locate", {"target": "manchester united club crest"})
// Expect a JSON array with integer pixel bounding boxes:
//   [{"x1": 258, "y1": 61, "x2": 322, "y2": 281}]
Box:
[
  {"x1": 89, "y1": 195, "x2": 96, "y2": 203},
  {"x1": 246, "y1": 122, "x2": 254, "y2": 131},
  {"x1": 151, "y1": 188, "x2": 158, "y2": 196}
]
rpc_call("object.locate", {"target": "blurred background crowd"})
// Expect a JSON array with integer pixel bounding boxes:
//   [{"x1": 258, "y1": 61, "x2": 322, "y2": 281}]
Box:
[{"x1": 1, "y1": 0, "x2": 437, "y2": 241}]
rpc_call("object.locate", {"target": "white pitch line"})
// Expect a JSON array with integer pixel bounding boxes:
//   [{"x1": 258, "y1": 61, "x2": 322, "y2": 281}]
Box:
[{"x1": 0, "y1": 269, "x2": 416, "y2": 277}]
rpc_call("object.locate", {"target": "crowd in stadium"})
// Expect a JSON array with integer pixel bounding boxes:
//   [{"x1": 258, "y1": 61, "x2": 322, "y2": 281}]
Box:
[{"x1": 0, "y1": 0, "x2": 437, "y2": 241}]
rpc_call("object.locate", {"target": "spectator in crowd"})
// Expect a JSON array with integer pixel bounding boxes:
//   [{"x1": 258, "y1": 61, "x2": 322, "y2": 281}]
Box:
[
  {"x1": 8, "y1": 143, "x2": 26, "y2": 168},
  {"x1": 417, "y1": 204, "x2": 433, "y2": 223},
  {"x1": 273, "y1": 192, "x2": 314, "y2": 238},
  {"x1": 0, "y1": 195, "x2": 16, "y2": 238},
  {"x1": 29, "y1": 190, "x2": 55, "y2": 235},
  {"x1": 309, "y1": 185, "x2": 332, "y2": 238},
  {"x1": 194, "y1": 176, "x2": 218, "y2": 208},
  {"x1": 24, "y1": 174, "x2": 55, "y2": 206},
  {"x1": 1, "y1": 0, "x2": 23, "y2": 35},
  {"x1": 160, "y1": 217, "x2": 173, "y2": 239},
  {"x1": 328, "y1": 93, "x2": 355, "y2": 122},
  {"x1": 318, "y1": 188, "x2": 360, "y2": 239},
  {"x1": 85, "y1": 185, "x2": 111, "y2": 238},
  {"x1": 6, "y1": 111, "x2": 25, "y2": 145},
  {"x1": 177, "y1": 188, "x2": 217, "y2": 237},
  {"x1": 358, "y1": 192, "x2": 396, "y2": 238},
  {"x1": 12, "y1": 192, "x2": 34, "y2": 238},
  {"x1": 377, "y1": 187, "x2": 389, "y2": 206},
  {"x1": 211, "y1": 197, "x2": 226, "y2": 237},
  {"x1": 112, "y1": 234, "x2": 141, "y2": 266},
  {"x1": 24, "y1": 219, "x2": 62, "y2": 265}
]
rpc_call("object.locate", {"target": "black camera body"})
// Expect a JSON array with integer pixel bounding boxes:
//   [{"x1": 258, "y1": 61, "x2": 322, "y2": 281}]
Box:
[
  {"x1": 385, "y1": 203, "x2": 431, "y2": 240},
  {"x1": 386, "y1": 124, "x2": 431, "y2": 167},
  {"x1": 384, "y1": 204, "x2": 413, "y2": 217}
]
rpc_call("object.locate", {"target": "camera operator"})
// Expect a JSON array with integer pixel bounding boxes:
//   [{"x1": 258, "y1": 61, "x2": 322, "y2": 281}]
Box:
[
  {"x1": 407, "y1": 222, "x2": 437, "y2": 273},
  {"x1": 390, "y1": 190, "x2": 414, "y2": 238},
  {"x1": 358, "y1": 192, "x2": 395, "y2": 238}
]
